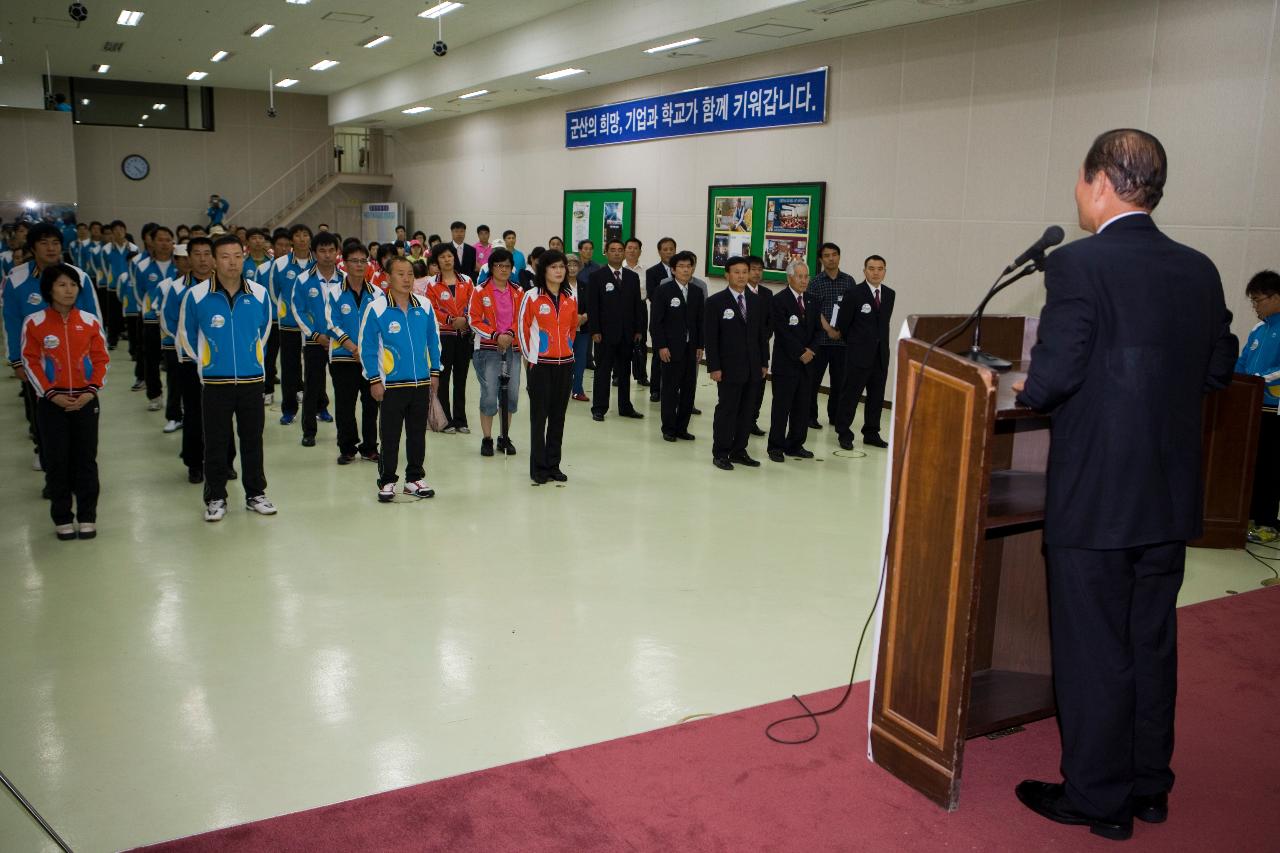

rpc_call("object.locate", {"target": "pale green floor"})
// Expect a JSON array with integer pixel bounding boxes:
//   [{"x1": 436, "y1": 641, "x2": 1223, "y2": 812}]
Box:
[{"x1": 0, "y1": 367, "x2": 1268, "y2": 852}]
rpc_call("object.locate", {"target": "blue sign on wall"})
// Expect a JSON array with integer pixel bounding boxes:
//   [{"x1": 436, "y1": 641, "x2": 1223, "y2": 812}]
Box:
[{"x1": 565, "y1": 67, "x2": 828, "y2": 149}]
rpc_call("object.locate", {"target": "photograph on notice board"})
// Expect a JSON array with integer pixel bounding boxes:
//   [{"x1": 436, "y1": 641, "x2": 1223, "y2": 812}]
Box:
[
  {"x1": 571, "y1": 201, "x2": 591, "y2": 246},
  {"x1": 765, "y1": 236, "x2": 808, "y2": 271},
  {"x1": 765, "y1": 196, "x2": 810, "y2": 235},
  {"x1": 714, "y1": 196, "x2": 753, "y2": 233},
  {"x1": 712, "y1": 233, "x2": 731, "y2": 267},
  {"x1": 602, "y1": 201, "x2": 624, "y2": 245}
]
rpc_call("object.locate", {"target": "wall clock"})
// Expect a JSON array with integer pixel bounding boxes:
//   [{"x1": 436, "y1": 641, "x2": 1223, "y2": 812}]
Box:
[{"x1": 122, "y1": 154, "x2": 150, "y2": 181}]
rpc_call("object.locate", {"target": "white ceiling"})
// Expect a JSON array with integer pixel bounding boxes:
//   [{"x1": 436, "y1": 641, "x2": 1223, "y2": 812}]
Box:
[{"x1": 0, "y1": 0, "x2": 1029, "y2": 129}]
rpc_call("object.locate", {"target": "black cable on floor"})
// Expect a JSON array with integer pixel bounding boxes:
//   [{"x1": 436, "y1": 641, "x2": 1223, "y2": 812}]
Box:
[
  {"x1": 0, "y1": 767, "x2": 75, "y2": 853},
  {"x1": 1244, "y1": 546, "x2": 1280, "y2": 579}
]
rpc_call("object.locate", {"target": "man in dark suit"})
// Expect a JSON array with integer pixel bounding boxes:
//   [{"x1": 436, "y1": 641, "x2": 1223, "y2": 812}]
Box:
[
  {"x1": 834, "y1": 254, "x2": 894, "y2": 450},
  {"x1": 746, "y1": 255, "x2": 774, "y2": 436},
  {"x1": 767, "y1": 259, "x2": 821, "y2": 462},
  {"x1": 449, "y1": 220, "x2": 477, "y2": 279},
  {"x1": 587, "y1": 239, "x2": 645, "y2": 420},
  {"x1": 704, "y1": 256, "x2": 770, "y2": 470},
  {"x1": 645, "y1": 237, "x2": 678, "y2": 402},
  {"x1": 650, "y1": 250, "x2": 704, "y2": 441},
  {"x1": 1012, "y1": 129, "x2": 1237, "y2": 842}
]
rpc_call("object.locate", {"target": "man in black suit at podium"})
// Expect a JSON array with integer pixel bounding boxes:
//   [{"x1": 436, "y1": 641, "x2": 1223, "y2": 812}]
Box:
[
  {"x1": 1013, "y1": 129, "x2": 1237, "y2": 841},
  {"x1": 834, "y1": 255, "x2": 894, "y2": 450},
  {"x1": 587, "y1": 239, "x2": 645, "y2": 421},
  {"x1": 704, "y1": 256, "x2": 769, "y2": 470}
]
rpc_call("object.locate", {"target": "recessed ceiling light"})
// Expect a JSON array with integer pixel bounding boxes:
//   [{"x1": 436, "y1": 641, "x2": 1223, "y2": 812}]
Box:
[
  {"x1": 286, "y1": 0, "x2": 312, "y2": 4},
  {"x1": 248, "y1": 23, "x2": 274, "y2": 38},
  {"x1": 310, "y1": 59, "x2": 339, "y2": 71},
  {"x1": 419, "y1": 2, "x2": 463, "y2": 20},
  {"x1": 187, "y1": 71, "x2": 208, "y2": 80},
  {"x1": 401, "y1": 106, "x2": 432, "y2": 114},
  {"x1": 137, "y1": 123, "x2": 143, "y2": 127},
  {"x1": 81, "y1": 98, "x2": 90, "y2": 105},
  {"x1": 140, "y1": 114, "x2": 150, "y2": 120},
  {"x1": 536, "y1": 67, "x2": 585, "y2": 81},
  {"x1": 210, "y1": 50, "x2": 230, "y2": 62},
  {"x1": 644, "y1": 37, "x2": 703, "y2": 53},
  {"x1": 362, "y1": 35, "x2": 391, "y2": 48},
  {"x1": 459, "y1": 89, "x2": 489, "y2": 99},
  {"x1": 94, "y1": 64, "x2": 111, "y2": 74},
  {"x1": 276, "y1": 78, "x2": 299, "y2": 88},
  {"x1": 116, "y1": 10, "x2": 144, "y2": 26},
  {"x1": 152, "y1": 103, "x2": 166, "y2": 110}
]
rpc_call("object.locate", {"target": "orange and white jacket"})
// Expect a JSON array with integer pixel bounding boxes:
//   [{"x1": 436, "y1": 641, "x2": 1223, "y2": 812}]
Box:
[
  {"x1": 467, "y1": 281, "x2": 523, "y2": 351},
  {"x1": 425, "y1": 274, "x2": 475, "y2": 336},
  {"x1": 21, "y1": 308, "x2": 111, "y2": 398},
  {"x1": 518, "y1": 287, "x2": 578, "y2": 365}
]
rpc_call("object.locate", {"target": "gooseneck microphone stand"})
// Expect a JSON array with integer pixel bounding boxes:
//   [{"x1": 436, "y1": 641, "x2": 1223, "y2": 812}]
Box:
[{"x1": 960, "y1": 259, "x2": 1045, "y2": 370}]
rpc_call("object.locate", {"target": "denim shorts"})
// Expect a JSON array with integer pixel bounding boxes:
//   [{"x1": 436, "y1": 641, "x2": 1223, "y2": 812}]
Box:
[{"x1": 472, "y1": 347, "x2": 521, "y2": 416}]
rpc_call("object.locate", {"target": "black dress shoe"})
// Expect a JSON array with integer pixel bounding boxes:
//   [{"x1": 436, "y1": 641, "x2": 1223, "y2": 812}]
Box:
[
  {"x1": 1015, "y1": 781, "x2": 1132, "y2": 841},
  {"x1": 548, "y1": 469, "x2": 568, "y2": 482},
  {"x1": 532, "y1": 473, "x2": 548, "y2": 485},
  {"x1": 228, "y1": 468, "x2": 238, "y2": 480},
  {"x1": 729, "y1": 451, "x2": 761, "y2": 468},
  {"x1": 1132, "y1": 792, "x2": 1168, "y2": 824},
  {"x1": 712, "y1": 457, "x2": 734, "y2": 471},
  {"x1": 301, "y1": 435, "x2": 316, "y2": 447},
  {"x1": 676, "y1": 432, "x2": 695, "y2": 441},
  {"x1": 785, "y1": 447, "x2": 815, "y2": 459},
  {"x1": 750, "y1": 425, "x2": 766, "y2": 437},
  {"x1": 808, "y1": 419, "x2": 822, "y2": 429},
  {"x1": 767, "y1": 449, "x2": 785, "y2": 463},
  {"x1": 637, "y1": 378, "x2": 650, "y2": 387},
  {"x1": 838, "y1": 437, "x2": 854, "y2": 451},
  {"x1": 188, "y1": 468, "x2": 204, "y2": 484},
  {"x1": 481, "y1": 437, "x2": 495, "y2": 457},
  {"x1": 649, "y1": 394, "x2": 660, "y2": 403},
  {"x1": 337, "y1": 454, "x2": 355, "y2": 465},
  {"x1": 591, "y1": 412, "x2": 605, "y2": 422},
  {"x1": 863, "y1": 435, "x2": 889, "y2": 448},
  {"x1": 691, "y1": 407, "x2": 702, "y2": 415},
  {"x1": 662, "y1": 433, "x2": 678, "y2": 442},
  {"x1": 619, "y1": 410, "x2": 643, "y2": 419}
]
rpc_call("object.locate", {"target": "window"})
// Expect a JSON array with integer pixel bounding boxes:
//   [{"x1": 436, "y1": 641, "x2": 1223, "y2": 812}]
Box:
[{"x1": 49, "y1": 76, "x2": 215, "y2": 131}]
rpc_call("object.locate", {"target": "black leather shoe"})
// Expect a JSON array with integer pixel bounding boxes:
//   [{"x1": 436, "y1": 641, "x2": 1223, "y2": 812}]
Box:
[
  {"x1": 591, "y1": 412, "x2": 605, "y2": 422},
  {"x1": 620, "y1": 410, "x2": 644, "y2": 419},
  {"x1": 786, "y1": 447, "x2": 815, "y2": 459},
  {"x1": 188, "y1": 468, "x2": 204, "y2": 484},
  {"x1": 532, "y1": 473, "x2": 548, "y2": 485},
  {"x1": 768, "y1": 449, "x2": 785, "y2": 463},
  {"x1": 548, "y1": 469, "x2": 568, "y2": 482},
  {"x1": 1015, "y1": 781, "x2": 1132, "y2": 841},
  {"x1": 691, "y1": 407, "x2": 702, "y2": 415},
  {"x1": 501, "y1": 438, "x2": 517, "y2": 456},
  {"x1": 301, "y1": 435, "x2": 316, "y2": 447},
  {"x1": 808, "y1": 419, "x2": 822, "y2": 430},
  {"x1": 676, "y1": 432, "x2": 695, "y2": 441},
  {"x1": 863, "y1": 435, "x2": 889, "y2": 448},
  {"x1": 750, "y1": 425, "x2": 766, "y2": 437},
  {"x1": 729, "y1": 451, "x2": 761, "y2": 468},
  {"x1": 228, "y1": 468, "x2": 238, "y2": 480},
  {"x1": 637, "y1": 378, "x2": 650, "y2": 387},
  {"x1": 1132, "y1": 792, "x2": 1168, "y2": 824},
  {"x1": 649, "y1": 394, "x2": 660, "y2": 403},
  {"x1": 481, "y1": 438, "x2": 495, "y2": 457},
  {"x1": 663, "y1": 433, "x2": 678, "y2": 442},
  {"x1": 337, "y1": 454, "x2": 355, "y2": 465},
  {"x1": 838, "y1": 437, "x2": 854, "y2": 451},
  {"x1": 712, "y1": 457, "x2": 734, "y2": 471}
]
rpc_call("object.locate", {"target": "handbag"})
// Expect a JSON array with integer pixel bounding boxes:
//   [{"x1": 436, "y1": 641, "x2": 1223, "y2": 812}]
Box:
[{"x1": 427, "y1": 385, "x2": 450, "y2": 432}]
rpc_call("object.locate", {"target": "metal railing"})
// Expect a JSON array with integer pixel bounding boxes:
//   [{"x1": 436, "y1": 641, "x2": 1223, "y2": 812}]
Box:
[{"x1": 237, "y1": 129, "x2": 387, "y2": 227}]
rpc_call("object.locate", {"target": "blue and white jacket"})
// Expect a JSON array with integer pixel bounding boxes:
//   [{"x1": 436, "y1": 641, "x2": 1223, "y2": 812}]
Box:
[
  {"x1": 243, "y1": 254, "x2": 273, "y2": 287},
  {"x1": 291, "y1": 266, "x2": 343, "y2": 346},
  {"x1": 269, "y1": 252, "x2": 316, "y2": 330},
  {"x1": 3, "y1": 261, "x2": 101, "y2": 367},
  {"x1": 1237, "y1": 313, "x2": 1280, "y2": 407},
  {"x1": 325, "y1": 276, "x2": 379, "y2": 364},
  {"x1": 178, "y1": 278, "x2": 272, "y2": 383},
  {"x1": 102, "y1": 242, "x2": 136, "y2": 310},
  {"x1": 158, "y1": 273, "x2": 200, "y2": 351},
  {"x1": 358, "y1": 294, "x2": 441, "y2": 387},
  {"x1": 132, "y1": 255, "x2": 177, "y2": 323}
]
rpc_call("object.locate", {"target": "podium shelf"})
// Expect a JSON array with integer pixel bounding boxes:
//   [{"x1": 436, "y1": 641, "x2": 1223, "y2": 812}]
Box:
[
  {"x1": 965, "y1": 670, "x2": 1055, "y2": 738},
  {"x1": 985, "y1": 470, "x2": 1046, "y2": 530}
]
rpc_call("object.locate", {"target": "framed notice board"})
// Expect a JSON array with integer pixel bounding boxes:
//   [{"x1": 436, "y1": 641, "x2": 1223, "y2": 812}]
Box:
[
  {"x1": 705, "y1": 182, "x2": 826, "y2": 282},
  {"x1": 562, "y1": 188, "x2": 637, "y2": 266}
]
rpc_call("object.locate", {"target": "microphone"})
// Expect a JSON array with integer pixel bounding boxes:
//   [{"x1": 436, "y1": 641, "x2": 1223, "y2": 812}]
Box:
[{"x1": 1006, "y1": 225, "x2": 1065, "y2": 274}]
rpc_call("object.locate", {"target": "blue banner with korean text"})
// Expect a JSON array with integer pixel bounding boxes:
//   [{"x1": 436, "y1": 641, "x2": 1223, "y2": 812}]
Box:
[{"x1": 565, "y1": 67, "x2": 828, "y2": 149}]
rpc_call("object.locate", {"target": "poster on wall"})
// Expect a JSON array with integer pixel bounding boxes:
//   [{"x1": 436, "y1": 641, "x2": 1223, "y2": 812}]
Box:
[
  {"x1": 705, "y1": 182, "x2": 825, "y2": 283},
  {"x1": 562, "y1": 188, "x2": 637, "y2": 264}
]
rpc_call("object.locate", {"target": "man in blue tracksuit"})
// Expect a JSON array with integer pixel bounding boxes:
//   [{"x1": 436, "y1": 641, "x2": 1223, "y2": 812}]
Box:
[
  {"x1": 359, "y1": 255, "x2": 441, "y2": 502},
  {"x1": 133, "y1": 226, "x2": 178, "y2": 408},
  {"x1": 206, "y1": 195, "x2": 229, "y2": 228},
  {"x1": 291, "y1": 231, "x2": 342, "y2": 446},
  {"x1": 326, "y1": 240, "x2": 381, "y2": 464},
  {"x1": 269, "y1": 224, "x2": 317, "y2": 425},
  {"x1": 1238, "y1": 269, "x2": 1280, "y2": 534},
  {"x1": 179, "y1": 235, "x2": 276, "y2": 522}
]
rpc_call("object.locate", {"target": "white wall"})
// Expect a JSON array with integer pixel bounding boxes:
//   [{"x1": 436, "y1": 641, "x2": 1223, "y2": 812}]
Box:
[
  {"x1": 73, "y1": 88, "x2": 332, "y2": 229},
  {"x1": 0, "y1": 72, "x2": 46, "y2": 109},
  {"x1": 0, "y1": 107, "x2": 78, "y2": 205},
  {"x1": 387, "y1": 0, "x2": 1280, "y2": 359}
]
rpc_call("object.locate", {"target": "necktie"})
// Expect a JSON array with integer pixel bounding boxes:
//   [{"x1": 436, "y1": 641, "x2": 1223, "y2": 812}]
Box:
[
  {"x1": 872, "y1": 288, "x2": 881, "y2": 310},
  {"x1": 614, "y1": 268, "x2": 622, "y2": 285},
  {"x1": 797, "y1": 294, "x2": 805, "y2": 319},
  {"x1": 737, "y1": 293, "x2": 747, "y2": 320}
]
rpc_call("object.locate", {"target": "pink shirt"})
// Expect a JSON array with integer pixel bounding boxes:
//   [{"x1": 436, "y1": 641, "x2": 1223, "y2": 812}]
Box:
[
  {"x1": 492, "y1": 284, "x2": 515, "y2": 334},
  {"x1": 475, "y1": 242, "x2": 494, "y2": 270}
]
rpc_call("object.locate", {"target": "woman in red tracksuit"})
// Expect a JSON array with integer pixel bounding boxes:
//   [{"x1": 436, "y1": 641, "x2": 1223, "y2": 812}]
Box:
[
  {"x1": 517, "y1": 250, "x2": 578, "y2": 484},
  {"x1": 21, "y1": 263, "x2": 110, "y2": 540},
  {"x1": 425, "y1": 242, "x2": 475, "y2": 434}
]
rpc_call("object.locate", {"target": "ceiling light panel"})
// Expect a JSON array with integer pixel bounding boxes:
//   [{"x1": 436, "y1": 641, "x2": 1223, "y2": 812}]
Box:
[
  {"x1": 644, "y1": 37, "x2": 703, "y2": 53},
  {"x1": 187, "y1": 71, "x2": 208, "y2": 80},
  {"x1": 211, "y1": 50, "x2": 230, "y2": 62},
  {"x1": 310, "y1": 59, "x2": 339, "y2": 71},
  {"x1": 116, "y1": 10, "x2": 144, "y2": 26},
  {"x1": 458, "y1": 89, "x2": 489, "y2": 99},
  {"x1": 94, "y1": 64, "x2": 111, "y2": 73},
  {"x1": 362, "y1": 35, "x2": 391, "y2": 48},
  {"x1": 536, "y1": 68, "x2": 585, "y2": 80},
  {"x1": 402, "y1": 106, "x2": 432, "y2": 114},
  {"x1": 248, "y1": 23, "x2": 274, "y2": 37},
  {"x1": 276, "y1": 78, "x2": 299, "y2": 88},
  {"x1": 420, "y1": 2, "x2": 463, "y2": 19}
]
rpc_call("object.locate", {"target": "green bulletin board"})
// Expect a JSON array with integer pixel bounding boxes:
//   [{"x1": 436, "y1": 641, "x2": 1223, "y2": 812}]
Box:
[
  {"x1": 705, "y1": 182, "x2": 826, "y2": 282},
  {"x1": 562, "y1": 188, "x2": 637, "y2": 266}
]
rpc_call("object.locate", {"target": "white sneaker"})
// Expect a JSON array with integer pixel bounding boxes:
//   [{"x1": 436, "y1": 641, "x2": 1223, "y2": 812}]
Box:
[
  {"x1": 147, "y1": 398, "x2": 162, "y2": 412},
  {"x1": 245, "y1": 495, "x2": 277, "y2": 515},
  {"x1": 32, "y1": 451, "x2": 42, "y2": 472},
  {"x1": 204, "y1": 499, "x2": 227, "y2": 522},
  {"x1": 163, "y1": 419, "x2": 183, "y2": 433},
  {"x1": 402, "y1": 479, "x2": 435, "y2": 498},
  {"x1": 378, "y1": 482, "x2": 396, "y2": 503},
  {"x1": 263, "y1": 392, "x2": 275, "y2": 405}
]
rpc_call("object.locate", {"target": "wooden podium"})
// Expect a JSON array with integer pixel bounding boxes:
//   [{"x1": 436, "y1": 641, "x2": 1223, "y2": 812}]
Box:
[{"x1": 868, "y1": 315, "x2": 1263, "y2": 810}]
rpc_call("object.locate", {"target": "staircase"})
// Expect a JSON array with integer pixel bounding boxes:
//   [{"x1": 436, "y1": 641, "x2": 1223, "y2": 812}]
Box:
[{"x1": 239, "y1": 129, "x2": 393, "y2": 229}]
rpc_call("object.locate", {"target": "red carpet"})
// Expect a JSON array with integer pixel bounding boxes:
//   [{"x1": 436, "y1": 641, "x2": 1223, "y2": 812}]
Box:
[{"x1": 133, "y1": 588, "x2": 1280, "y2": 852}]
